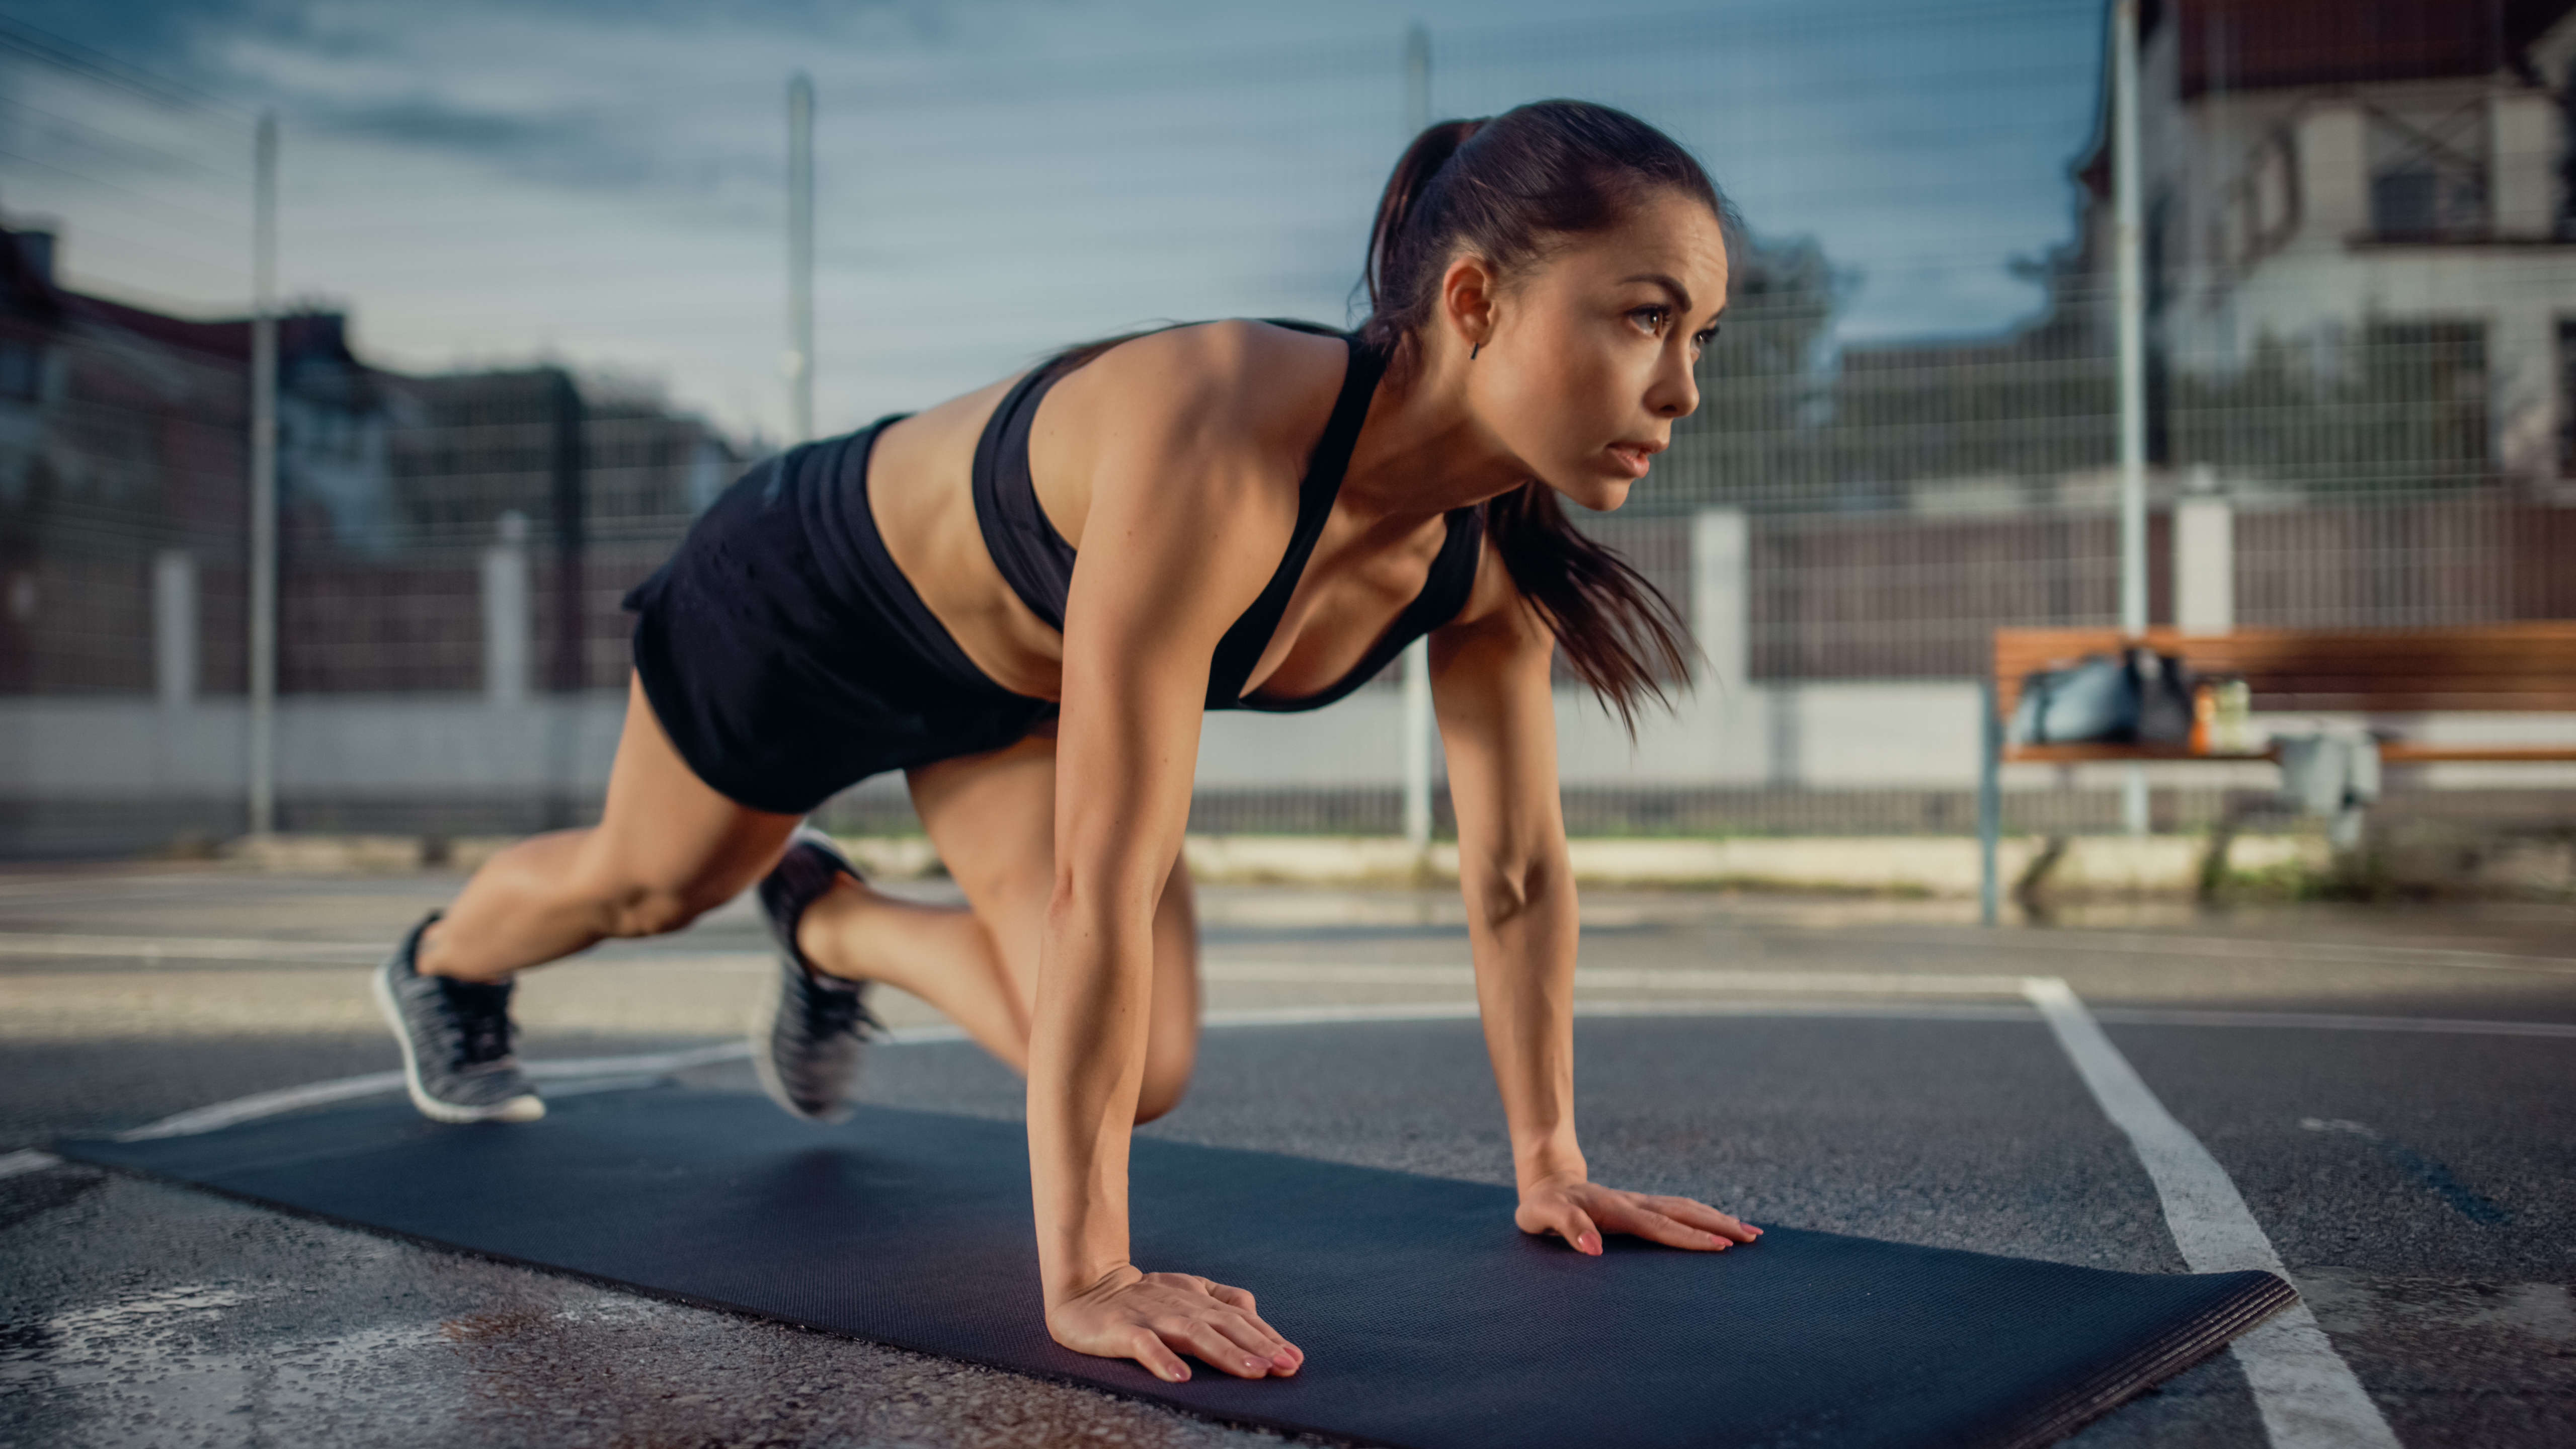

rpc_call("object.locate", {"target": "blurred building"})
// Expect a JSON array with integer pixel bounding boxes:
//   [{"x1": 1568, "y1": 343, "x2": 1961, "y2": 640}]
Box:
[
  {"x1": 2120, "y1": 0, "x2": 2576, "y2": 493},
  {"x1": 0, "y1": 219, "x2": 743, "y2": 851}
]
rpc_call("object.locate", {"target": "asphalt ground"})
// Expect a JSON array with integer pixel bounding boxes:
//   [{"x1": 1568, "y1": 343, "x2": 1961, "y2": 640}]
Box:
[{"x1": 2, "y1": 864, "x2": 2571, "y2": 1448}]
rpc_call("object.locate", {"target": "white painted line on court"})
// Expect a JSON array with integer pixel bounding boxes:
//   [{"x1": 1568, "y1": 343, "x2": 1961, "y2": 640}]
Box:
[
  {"x1": 13, "y1": 922, "x2": 2572, "y2": 983},
  {"x1": 75, "y1": 989, "x2": 2572, "y2": 1145},
  {"x1": 115, "y1": 1072, "x2": 408, "y2": 1141},
  {"x1": 2022, "y1": 977, "x2": 2399, "y2": 1449},
  {"x1": 0, "y1": 932, "x2": 384, "y2": 961},
  {"x1": 79, "y1": 1001, "x2": 2050, "y2": 1143},
  {"x1": 2090, "y1": 1006, "x2": 2576, "y2": 1039},
  {"x1": 2002, "y1": 931, "x2": 2576, "y2": 978},
  {"x1": 1194, "y1": 1001, "x2": 2046, "y2": 1028},
  {"x1": 20, "y1": 917, "x2": 2567, "y2": 984},
  {"x1": 521, "y1": 1043, "x2": 752, "y2": 1080},
  {"x1": 0, "y1": 1148, "x2": 64, "y2": 1179},
  {"x1": 113, "y1": 1042, "x2": 754, "y2": 1142},
  {"x1": 0, "y1": 933, "x2": 777, "y2": 972},
  {"x1": 1200, "y1": 963, "x2": 2035, "y2": 994}
]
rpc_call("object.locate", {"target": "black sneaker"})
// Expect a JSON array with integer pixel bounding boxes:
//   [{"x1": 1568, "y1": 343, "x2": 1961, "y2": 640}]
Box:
[
  {"x1": 752, "y1": 827, "x2": 879, "y2": 1122},
  {"x1": 372, "y1": 913, "x2": 545, "y2": 1124}
]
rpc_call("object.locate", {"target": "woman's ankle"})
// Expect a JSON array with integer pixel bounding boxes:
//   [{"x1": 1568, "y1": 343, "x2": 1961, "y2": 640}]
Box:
[
  {"x1": 414, "y1": 917, "x2": 511, "y2": 983},
  {"x1": 793, "y1": 875, "x2": 874, "y2": 983}
]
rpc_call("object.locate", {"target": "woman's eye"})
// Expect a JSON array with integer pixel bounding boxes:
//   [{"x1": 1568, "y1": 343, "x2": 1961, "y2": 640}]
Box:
[{"x1": 1627, "y1": 306, "x2": 1664, "y2": 333}]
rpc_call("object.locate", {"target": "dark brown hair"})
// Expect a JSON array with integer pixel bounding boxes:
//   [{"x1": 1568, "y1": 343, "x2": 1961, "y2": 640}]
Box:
[{"x1": 1361, "y1": 100, "x2": 1734, "y2": 729}]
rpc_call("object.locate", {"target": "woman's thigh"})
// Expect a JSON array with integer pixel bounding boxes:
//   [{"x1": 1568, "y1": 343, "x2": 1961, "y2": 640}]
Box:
[
  {"x1": 907, "y1": 731, "x2": 1200, "y2": 1081},
  {"x1": 576, "y1": 674, "x2": 805, "y2": 929}
]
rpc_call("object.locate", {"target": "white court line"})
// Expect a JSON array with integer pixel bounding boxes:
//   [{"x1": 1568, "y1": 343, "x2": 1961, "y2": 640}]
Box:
[
  {"x1": 112, "y1": 1042, "x2": 752, "y2": 1142},
  {"x1": 0, "y1": 1148, "x2": 63, "y2": 1179},
  {"x1": 0, "y1": 933, "x2": 775, "y2": 970},
  {"x1": 2023, "y1": 977, "x2": 2399, "y2": 1449},
  {"x1": 2005, "y1": 931, "x2": 2576, "y2": 978},
  {"x1": 78, "y1": 996, "x2": 2571, "y2": 1143},
  {"x1": 2091, "y1": 1006, "x2": 2576, "y2": 1039},
  {"x1": 17, "y1": 919, "x2": 2571, "y2": 980},
  {"x1": 0, "y1": 933, "x2": 384, "y2": 961},
  {"x1": 1201, "y1": 963, "x2": 2034, "y2": 994},
  {"x1": 86, "y1": 1002, "x2": 2048, "y2": 1144}
]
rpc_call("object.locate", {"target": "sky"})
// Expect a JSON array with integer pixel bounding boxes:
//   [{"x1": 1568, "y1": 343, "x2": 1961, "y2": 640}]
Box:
[{"x1": 0, "y1": 0, "x2": 2108, "y2": 443}]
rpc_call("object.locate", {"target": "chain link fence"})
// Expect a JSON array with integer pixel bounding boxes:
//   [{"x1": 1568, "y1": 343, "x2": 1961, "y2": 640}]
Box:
[{"x1": 4, "y1": 2, "x2": 2571, "y2": 857}]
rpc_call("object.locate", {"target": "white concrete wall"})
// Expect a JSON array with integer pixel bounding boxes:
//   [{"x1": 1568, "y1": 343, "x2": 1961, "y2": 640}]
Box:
[
  {"x1": 151, "y1": 550, "x2": 196, "y2": 710},
  {"x1": 7, "y1": 689, "x2": 2569, "y2": 809},
  {"x1": 0, "y1": 696, "x2": 628, "y2": 801},
  {"x1": 2174, "y1": 494, "x2": 2234, "y2": 634}
]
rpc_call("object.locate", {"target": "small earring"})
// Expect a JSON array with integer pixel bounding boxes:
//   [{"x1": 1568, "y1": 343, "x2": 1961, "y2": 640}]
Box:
[{"x1": 1470, "y1": 342, "x2": 1482, "y2": 360}]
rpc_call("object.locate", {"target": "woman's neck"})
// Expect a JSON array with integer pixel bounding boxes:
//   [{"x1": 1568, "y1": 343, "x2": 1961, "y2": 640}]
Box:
[{"x1": 1339, "y1": 334, "x2": 1532, "y2": 522}]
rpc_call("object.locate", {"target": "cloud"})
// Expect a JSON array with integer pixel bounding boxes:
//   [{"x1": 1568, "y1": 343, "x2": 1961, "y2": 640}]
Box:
[{"x1": 2, "y1": 0, "x2": 2107, "y2": 439}]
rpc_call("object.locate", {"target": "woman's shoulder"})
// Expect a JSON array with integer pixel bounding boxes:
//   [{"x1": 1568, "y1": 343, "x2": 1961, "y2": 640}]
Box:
[{"x1": 1055, "y1": 319, "x2": 1353, "y2": 454}]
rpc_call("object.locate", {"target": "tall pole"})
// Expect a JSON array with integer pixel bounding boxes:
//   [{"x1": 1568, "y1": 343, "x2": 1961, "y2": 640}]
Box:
[
  {"x1": 2112, "y1": 0, "x2": 2150, "y2": 836},
  {"x1": 1400, "y1": 25, "x2": 1434, "y2": 861},
  {"x1": 247, "y1": 110, "x2": 278, "y2": 837},
  {"x1": 787, "y1": 72, "x2": 815, "y2": 444}
]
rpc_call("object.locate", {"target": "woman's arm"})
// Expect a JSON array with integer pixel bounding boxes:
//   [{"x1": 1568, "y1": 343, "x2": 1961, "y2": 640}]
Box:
[
  {"x1": 1028, "y1": 326, "x2": 1322, "y2": 1384},
  {"x1": 1432, "y1": 568, "x2": 1762, "y2": 1256}
]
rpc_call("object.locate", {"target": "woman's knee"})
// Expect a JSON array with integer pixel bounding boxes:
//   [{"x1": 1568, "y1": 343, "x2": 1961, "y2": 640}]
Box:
[
  {"x1": 588, "y1": 868, "x2": 745, "y2": 939},
  {"x1": 1133, "y1": 1069, "x2": 1191, "y2": 1125},
  {"x1": 601, "y1": 881, "x2": 704, "y2": 938},
  {"x1": 1133, "y1": 1030, "x2": 1197, "y2": 1124}
]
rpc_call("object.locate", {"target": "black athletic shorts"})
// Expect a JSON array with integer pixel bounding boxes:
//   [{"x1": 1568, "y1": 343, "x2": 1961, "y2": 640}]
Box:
[{"x1": 624, "y1": 418, "x2": 1056, "y2": 816}]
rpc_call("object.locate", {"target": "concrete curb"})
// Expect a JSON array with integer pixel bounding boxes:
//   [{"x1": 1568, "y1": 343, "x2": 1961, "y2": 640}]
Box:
[{"x1": 210, "y1": 830, "x2": 2361, "y2": 899}]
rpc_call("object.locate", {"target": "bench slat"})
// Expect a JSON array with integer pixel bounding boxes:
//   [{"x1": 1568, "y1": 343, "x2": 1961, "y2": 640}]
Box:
[{"x1": 1993, "y1": 624, "x2": 2576, "y2": 718}]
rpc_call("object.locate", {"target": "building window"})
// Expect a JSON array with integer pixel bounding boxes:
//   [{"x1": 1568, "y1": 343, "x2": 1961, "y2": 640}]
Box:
[{"x1": 2367, "y1": 102, "x2": 2491, "y2": 242}]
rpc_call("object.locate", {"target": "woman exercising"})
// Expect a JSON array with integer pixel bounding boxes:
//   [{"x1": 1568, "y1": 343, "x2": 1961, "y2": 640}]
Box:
[{"x1": 374, "y1": 99, "x2": 1761, "y2": 1385}]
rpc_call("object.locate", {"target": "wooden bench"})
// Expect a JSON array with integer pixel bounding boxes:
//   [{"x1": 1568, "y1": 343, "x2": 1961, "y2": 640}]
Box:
[{"x1": 1974, "y1": 622, "x2": 2576, "y2": 918}]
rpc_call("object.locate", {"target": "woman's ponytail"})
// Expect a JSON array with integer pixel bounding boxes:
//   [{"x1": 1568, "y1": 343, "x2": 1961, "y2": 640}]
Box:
[{"x1": 1363, "y1": 120, "x2": 1482, "y2": 333}]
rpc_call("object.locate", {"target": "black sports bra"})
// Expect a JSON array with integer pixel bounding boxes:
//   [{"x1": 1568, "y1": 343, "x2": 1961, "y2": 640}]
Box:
[{"x1": 971, "y1": 323, "x2": 1485, "y2": 713}]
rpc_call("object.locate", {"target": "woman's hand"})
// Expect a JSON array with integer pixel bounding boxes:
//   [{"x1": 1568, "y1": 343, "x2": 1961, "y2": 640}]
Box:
[
  {"x1": 1515, "y1": 1170, "x2": 1762, "y2": 1256},
  {"x1": 1047, "y1": 1266, "x2": 1304, "y2": 1384}
]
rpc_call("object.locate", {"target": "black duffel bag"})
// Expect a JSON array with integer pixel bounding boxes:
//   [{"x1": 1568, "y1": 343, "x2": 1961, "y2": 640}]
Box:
[{"x1": 2008, "y1": 647, "x2": 2195, "y2": 745}]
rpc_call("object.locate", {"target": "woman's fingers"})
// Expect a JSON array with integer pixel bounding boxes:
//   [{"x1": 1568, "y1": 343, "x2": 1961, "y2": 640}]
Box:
[
  {"x1": 1555, "y1": 1205, "x2": 1603, "y2": 1255},
  {"x1": 1126, "y1": 1325, "x2": 1194, "y2": 1383},
  {"x1": 1164, "y1": 1316, "x2": 1286, "y2": 1378},
  {"x1": 1608, "y1": 1200, "x2": 1731, "y2": 1251},
  {"x1": 1520, "y1": 1182, "x2": 1763, "y2": 1254},
  {"x1": 1189, "y1": 1302, "x2": 1294, "y2": 1368},
  {"x1": 1655, "y1": 1194, "x2": 1762, "y2": 1243},
  {"x1": 1056, "y1": 1271, "x2": 1300, "y2": 1382},
  {"x1": 1206, "y1": 1283, "x2": 1303, "y2": 1369}
]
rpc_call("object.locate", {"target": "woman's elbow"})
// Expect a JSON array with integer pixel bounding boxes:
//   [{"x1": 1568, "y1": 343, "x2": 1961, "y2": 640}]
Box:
[{"x1": 1464, "y1": 850, "x2": 1569, "y2": 929}]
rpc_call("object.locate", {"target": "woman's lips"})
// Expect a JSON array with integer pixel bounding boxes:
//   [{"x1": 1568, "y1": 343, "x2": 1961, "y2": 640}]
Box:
[{"x1": 1607, "y1": 443, "x2": 1655, "y2": 478}]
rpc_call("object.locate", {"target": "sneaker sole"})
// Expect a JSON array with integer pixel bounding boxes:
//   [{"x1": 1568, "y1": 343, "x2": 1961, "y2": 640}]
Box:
[
  {"x1": 748, "y1": 962, "x2": 854, "y2": 1124},
  {"x1": 371, "y1": 956, "x2": 545, "y2": 1125}
]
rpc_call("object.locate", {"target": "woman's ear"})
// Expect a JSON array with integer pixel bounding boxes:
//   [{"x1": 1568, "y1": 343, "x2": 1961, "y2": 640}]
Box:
[{"x1": 1437, "y1": 255, "x2": 1501, "y2": 358}]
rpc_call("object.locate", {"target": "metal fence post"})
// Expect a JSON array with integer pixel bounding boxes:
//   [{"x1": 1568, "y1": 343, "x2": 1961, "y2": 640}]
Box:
[
  {"x1": 2113, "y1": 0, "x2": 2150, "y2": 839},
  {"x1": 153, "y1": 549, "x2": 197, "y2": 710},
  {"x1": 482, "y1": 511, "x2": 530, "y2": 705},
  {"x1": 1399, "y1": 24, "x2": 1434, "y2": 863},
  {"x1": 787, "y1": 72, "x2": 815, "y2": 445},
  {"x1": 247, "y1": 109, "x2": 278, "y2": 837},
  {"x1": 1979, "y1": 678, "x2": 2002, "y2": 927}
]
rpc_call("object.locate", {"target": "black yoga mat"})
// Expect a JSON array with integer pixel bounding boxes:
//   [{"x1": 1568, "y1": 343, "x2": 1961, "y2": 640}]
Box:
[{"x1": 61, "y1": 1088, "x2": 2292, "y2": 1449}]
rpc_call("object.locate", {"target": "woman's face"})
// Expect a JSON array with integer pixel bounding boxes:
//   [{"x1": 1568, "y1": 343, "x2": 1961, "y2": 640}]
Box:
[{"x1": 1462, "y1": 191, "x2": 1730, "y2": 512}]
